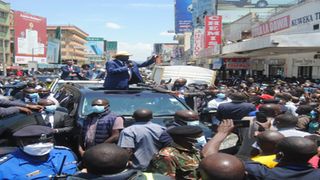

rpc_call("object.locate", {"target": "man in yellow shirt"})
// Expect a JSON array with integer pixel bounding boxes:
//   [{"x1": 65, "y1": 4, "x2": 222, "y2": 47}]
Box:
[{"x1": 251, "y1": 130, "x2": 284, "y2": 168}]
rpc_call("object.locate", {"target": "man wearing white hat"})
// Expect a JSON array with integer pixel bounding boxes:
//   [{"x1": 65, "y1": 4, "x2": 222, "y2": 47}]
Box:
[{"x1": 103, "y1": 51, "x2": 161, "y2": 90}]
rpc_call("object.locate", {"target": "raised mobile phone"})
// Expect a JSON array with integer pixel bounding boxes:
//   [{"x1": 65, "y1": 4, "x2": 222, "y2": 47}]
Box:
[{"x1": 233, "y1": 120, "x2": 250, "y2": 128}]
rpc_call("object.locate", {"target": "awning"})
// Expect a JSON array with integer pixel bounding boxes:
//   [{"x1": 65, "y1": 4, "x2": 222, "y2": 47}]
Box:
[{"x1": 222, "y1": 32, "x2": 320, "y2": 58}]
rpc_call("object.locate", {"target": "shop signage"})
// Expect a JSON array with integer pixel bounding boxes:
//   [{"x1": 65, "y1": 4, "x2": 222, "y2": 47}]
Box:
[
  {"x1": 224, "y1": 58, "x2": 250, "y2": 69},
  {"x1": 252, "y1": 16, "x2": 290, "y2": 37},
  {"x1": 204, "y1": 15, "x2": 222, "y2": 48},
  {"x1": 193, "y1": 28, "x2": 204, "y2": 57},
  {"x1": 291, "y1": 11, "x2": 320, "y2": 26},
  {"x1": 293, "y1": 58, "x2": 320, "y2": 66}
]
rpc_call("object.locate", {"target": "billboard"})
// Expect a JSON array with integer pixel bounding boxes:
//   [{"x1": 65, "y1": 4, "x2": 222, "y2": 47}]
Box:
[
  {"x1": 85, "y1": 37, "x2": 105, "y2": 56},
  {"x1": 192, "y1": 0, "x2": 216, "y2": 28},
  {"x1": 217, "y1": 0, "x2": 300, "y2": 23},
  {"x1": 175, "y1": 0, "x2": 193, "y2": 34},
  {"x1": 47, "y1": 38, "x2": 60, "y2": 64},
  {"x1": 14, "y1": 11, "x2": 47, "y2": 64},
  {"x1": 217, "y1": 0, "x2": 300, "y2": 9}
]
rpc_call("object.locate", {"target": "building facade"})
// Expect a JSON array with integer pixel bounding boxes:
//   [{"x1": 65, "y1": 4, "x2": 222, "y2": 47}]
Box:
[
  {"x1": 0, "y1": 1, "x2": 10, "y2": 72},
  {"x1": 222, "y1": 0, "x2": 320, "y2": 79},
  {"x1": 47, "y1": 25, "x2": 88, "y2": 65}
]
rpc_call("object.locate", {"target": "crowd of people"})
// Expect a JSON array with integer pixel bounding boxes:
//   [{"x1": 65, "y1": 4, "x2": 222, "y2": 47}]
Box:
[{"x1": 2, "y1": 51, "x2": 320, "y2": 179}]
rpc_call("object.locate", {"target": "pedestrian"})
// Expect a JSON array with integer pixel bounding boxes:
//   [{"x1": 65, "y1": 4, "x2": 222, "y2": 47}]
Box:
[
  {"x1": 38, "y1": 99, "x2": 73, "y2": 147},
  {"x1": 79, "y1": 99, "x2": 123, "y2": 157},
  {"x1": 118, "y1": 109, "x2": 166, "y2": 170},
  {"x1": 80, "y1": 64, "x2": 93, "y2": 80},
  {"x1": 251, "y1": 130, "x2": 284, "y2": 168},
  {"x1": 0, "y1": 98, "x2": 43, "y2": 117},
  {"x1": 38, "y1": 87, "x2": 59, "y2": 106},
  {"x1": 103, "y1": 51, "x2": 161, "y2": 90},
  {"x1": 69, "y1": 143, "x2": 170, "y2": 180},
  {"x1": 60, "y1": 60, "x2": 81, "y2": 80},
  {"x1": 245, "y1": 137, "x2": 320, "y2": 180},
  {"x1": 148, "y1": 126, "x2": 203, "y2": 179},
  {"x1": 159, "y1": 110, "x2": 209, "y2": 148},
  {"x1": 216, "y1": 92, "x2": 256, "y2": 121},
  {"x1": 0, "y1": 125, "x2": 77, "y2": 179},
  {"x1": 199, "y1": 153, "x2": 245, "y2": 180}
]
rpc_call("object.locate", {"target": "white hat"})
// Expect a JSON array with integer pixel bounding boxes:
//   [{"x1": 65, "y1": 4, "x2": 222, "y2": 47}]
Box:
[{"x1": 112, "y1": 51, "x2": 132, "y2": 58}]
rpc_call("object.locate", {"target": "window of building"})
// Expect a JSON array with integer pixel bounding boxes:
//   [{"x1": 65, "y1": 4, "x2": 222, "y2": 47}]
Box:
[
  {"x1": 0, "y1": 26, "x2": 7, "y2": 33},
  {"x1": 314, "y1": 24, "x2": 319, "y2": 30},
  {"x1": 0, "y1": 11, "x2": 7, "y2": 18},
  {"x1": 298, "y1": 66, "x2": 312, "y2": 78}
]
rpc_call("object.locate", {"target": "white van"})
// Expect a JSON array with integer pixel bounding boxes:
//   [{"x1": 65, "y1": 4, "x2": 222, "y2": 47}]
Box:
[{"x1": 151, "y1": 65, "x2": 217, "y2": 86}]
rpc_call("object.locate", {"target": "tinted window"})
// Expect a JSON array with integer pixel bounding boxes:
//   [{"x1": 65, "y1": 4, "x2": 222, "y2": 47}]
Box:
[{"x1": 81, "y1": 92, "x2": 188, "y2": 116}]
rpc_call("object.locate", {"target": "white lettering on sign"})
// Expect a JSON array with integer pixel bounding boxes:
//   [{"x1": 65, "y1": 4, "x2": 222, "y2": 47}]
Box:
[{"x1": 252, "y1": 16, "x2": 290, "y2": 37}]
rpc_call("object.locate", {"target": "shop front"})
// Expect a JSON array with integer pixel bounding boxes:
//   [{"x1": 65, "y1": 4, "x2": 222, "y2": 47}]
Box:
[{"x1": 223, "y1": 58, "x2": 250, "y2": 78}]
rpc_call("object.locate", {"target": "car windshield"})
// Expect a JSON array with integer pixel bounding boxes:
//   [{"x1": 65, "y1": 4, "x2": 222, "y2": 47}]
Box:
[{"x1": 81, "y1": 92, "x2": 188, "y2": 116}]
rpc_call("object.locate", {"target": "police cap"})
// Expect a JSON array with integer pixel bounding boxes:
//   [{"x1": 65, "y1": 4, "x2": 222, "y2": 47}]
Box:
[
  {"x1": 167, "y1": 125, "x2": 203, "y2": 138},
  {"x1": 13, "y1": 125, "x2": 55, "y2": 138},
  {"x1": 174, "y1": 110, "x2": 199, "y2": 122}
]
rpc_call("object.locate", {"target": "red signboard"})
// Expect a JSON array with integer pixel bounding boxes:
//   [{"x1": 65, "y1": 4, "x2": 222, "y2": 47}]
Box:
[
  {"x1": 224, "y1": 58, "x2": 250, "y2": 69},
  {"x1": 204, "y1": 15, "x2": 222, "y2": 49},
  {"x1": 252, "y1": 16, "x2": 290, "y2": 37},
  {"x1": 14, "y1": 11, "x2": 47, "y2": 64}
]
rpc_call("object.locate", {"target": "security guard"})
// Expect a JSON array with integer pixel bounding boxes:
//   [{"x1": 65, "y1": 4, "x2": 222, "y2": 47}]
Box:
[{"x1": 0, "y1": 125, "x2": 77, "y2": 179}]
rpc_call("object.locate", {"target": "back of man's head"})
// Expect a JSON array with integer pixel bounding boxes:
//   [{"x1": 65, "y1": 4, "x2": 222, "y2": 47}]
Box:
[
  {"x1": 259, "y1": 104, "x2": 281, "y2": 118},
  {"x1": 257, "y1": 130, "x2": 285, "y2": 154},
  {"x1": 296, "y1": 105, "x2": 313, "y2": 115},
  {"x1": 133, "y1": 109, "x2": 153, "y2": 122},
  {"x1": 277, "y1": 137, "x2": 317, "y2": 164},
  {"x1": 229, "y1": 92, "x2": 247, "y2": 103},
  {"x1": 83, "y1": 143, "x2": 130, "y2": 175},
  {"x1": 274, "y1": 114, "x2": 298, "y2": 129},
  {"x1": 200, "y1": 153, "x2": 245, "y2": 180}
]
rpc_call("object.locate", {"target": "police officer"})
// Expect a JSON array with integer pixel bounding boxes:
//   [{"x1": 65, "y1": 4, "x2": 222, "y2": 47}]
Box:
[
  {"x1": 149, "y1": 126, "x2": 203, "y2": 179},
  {"x1": 0, "y1": 125, "x2": 77, "y2": 179}
]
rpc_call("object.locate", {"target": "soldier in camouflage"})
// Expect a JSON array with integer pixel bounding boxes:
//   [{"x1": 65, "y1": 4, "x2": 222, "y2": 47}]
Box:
[{"x1": 148, "y1": 126, "x2": 203, "y2": 180}]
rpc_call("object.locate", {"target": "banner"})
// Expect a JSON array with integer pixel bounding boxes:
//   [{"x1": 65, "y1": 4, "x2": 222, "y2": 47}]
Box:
[
  {"x1": 204, "y1": 15, "x2": 222, "y2": 49},
  {"x1": 14, "y1": 11, "x2": 47, "y2": 64},
  {"x1": 193, "y1": 28, "x2": 204, "y2": 57},
  {"x1": 175, "y1": 0, "x2": 193, "y2": 34}
]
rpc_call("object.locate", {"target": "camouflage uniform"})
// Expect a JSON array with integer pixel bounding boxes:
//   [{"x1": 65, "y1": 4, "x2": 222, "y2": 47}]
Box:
[{"x1": 148, "y1": 143, "x2": 201, "y2": 180}]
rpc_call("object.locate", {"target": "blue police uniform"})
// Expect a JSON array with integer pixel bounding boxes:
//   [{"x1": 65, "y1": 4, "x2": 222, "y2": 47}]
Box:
[{"x1": 0, "y1": 146, "x2": 77, "y2": 179}]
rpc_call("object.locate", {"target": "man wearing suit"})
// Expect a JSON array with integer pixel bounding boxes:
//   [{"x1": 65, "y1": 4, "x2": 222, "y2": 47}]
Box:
[
  {"x1": 103, "y1": 51, "x2": 161, "y2": 90},
  {"x1": 60, "y1": 60, "x2": 81, "y2": 80},
  {"x1": 38, "y1": 99, "x2": 73, "y2": 147}
]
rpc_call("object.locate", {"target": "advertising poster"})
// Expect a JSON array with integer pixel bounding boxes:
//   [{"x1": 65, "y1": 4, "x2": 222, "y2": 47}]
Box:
[
  {"x1": 175, "y1": 0, "x2": 193, "y2": 34},
  {"x1": 14, "y1": 11, "x2": 47, "y2": 64},
  {"x1": 192, "y1": 0, "x2": 216, "y2": 28},
  {"x1": 205, "y1": 15, "x2": 222, "y2": 48},
  {"x1": 85, "y1": 37, "x2": 105, "y2": 56},
  {"x1": 47, "y1": 38, "x2": 60, "y2": 64}
]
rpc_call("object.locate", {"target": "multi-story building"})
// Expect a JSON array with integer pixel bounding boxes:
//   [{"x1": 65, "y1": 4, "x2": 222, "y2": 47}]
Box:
[
  {"x1": 0, "y1": 1, "x2": 10, "y2": 72},
  {"x1": 47, "y1": 25, "x2": 88, "y2": 65},
  {"x1": 221, "y1": 0, "x2": 320, "y2": 79}
]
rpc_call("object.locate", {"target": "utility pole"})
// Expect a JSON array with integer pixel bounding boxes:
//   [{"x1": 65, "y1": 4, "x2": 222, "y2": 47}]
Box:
[{"x1": 3, "y1": 39, "x2": 6, "y2": 76}]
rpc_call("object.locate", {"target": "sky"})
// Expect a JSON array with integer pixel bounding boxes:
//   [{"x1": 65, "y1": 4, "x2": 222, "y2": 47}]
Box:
[{"x1": 6, "y1": 0, "x2": 177, "y2": 60}]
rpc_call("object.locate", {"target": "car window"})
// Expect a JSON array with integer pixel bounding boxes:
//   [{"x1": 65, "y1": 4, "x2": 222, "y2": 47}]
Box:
[{"x1": 81, "y1": 92, "x2": 188, "y2": 116}]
